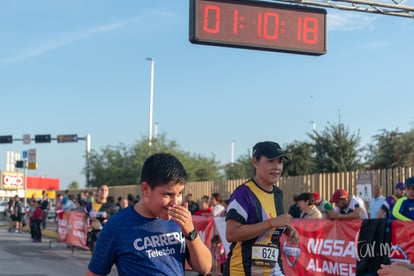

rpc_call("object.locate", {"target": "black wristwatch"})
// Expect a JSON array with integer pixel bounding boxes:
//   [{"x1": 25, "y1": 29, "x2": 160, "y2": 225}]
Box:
[{"x1": 185, "y1": 228, "x2": 198, "y2": 241}]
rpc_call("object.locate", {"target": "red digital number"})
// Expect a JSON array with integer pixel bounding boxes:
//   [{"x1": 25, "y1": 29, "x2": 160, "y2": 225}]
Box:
[
  {"x1": 204, "y1": 5, "x2": 220, "y2": 34},
  {"x1": 297, "y1": 17, "x2": 318, "y2": 44},
  {"x1": 233, "y1": 9, "x2": 238, "y2": 34},
  {"x1": 257, "y1": 12, "x2": 279, "y2": 40}
]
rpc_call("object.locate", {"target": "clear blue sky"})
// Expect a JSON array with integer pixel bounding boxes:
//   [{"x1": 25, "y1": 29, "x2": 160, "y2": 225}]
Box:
[{"x1": 1, "y1": 1, "x2": 413, "y2": 190}]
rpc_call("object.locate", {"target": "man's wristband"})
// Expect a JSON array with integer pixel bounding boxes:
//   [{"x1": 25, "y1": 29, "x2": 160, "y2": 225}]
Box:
[{"x1": 268, "y1": 219, "x2": 276, "y2": 229}]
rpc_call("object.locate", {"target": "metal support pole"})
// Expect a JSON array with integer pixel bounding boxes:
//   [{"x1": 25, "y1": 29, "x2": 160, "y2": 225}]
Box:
[
  {"x1": 86, "y1": 134, "x2": 91, "y2": 187},
  {"x1": 23, "y1": 161, "x2": 27, "y2": 209},
  {"x1": 146, "y1": 57, "x2": 154, "y2": 147}
]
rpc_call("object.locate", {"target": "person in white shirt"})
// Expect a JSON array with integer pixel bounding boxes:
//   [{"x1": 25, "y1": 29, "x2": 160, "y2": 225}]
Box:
[
  {"x1": 369, "y1": 184, "x2": 385, "y2": 218},
  {"x1": 210, "y1": 192, "x2": 225, "y2": 216},
  {"x1": 327, "y1": 188, "x2": 368, "y2": 219},
  {"x1": 63, "y1": 194, "x2": 76, "y2": 211}
]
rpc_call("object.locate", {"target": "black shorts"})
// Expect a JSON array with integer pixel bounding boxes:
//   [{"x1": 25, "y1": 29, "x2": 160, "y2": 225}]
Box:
[{"x1": 11, "y1": 214, "x2": 22, "y2": 222}]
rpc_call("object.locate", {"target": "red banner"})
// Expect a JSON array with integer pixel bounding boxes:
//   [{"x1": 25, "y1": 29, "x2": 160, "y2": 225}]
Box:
[
  {"x1": 55, "y1": 212, "x2": 414, "y2": 274},
  {"x1": 185, "y1": 215, "x2": 215, "y2": 270},
  {"x1": 57, "y1": 211, "x2": 88, "y2": 249},
  {"x1": 281, "y1": 219, "x2": 361, "y2": 275},
  {"x1": 209, "y1": 218, "x2": 414, "y2": 275},
  {"x1": 390, "y1": 220, "x2": 414, "y2": 263}
]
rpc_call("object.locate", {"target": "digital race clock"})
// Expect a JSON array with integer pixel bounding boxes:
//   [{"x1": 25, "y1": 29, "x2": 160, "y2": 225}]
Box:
[{"x1": 189, "y1": 0, "x2": 327, "y2": 55}]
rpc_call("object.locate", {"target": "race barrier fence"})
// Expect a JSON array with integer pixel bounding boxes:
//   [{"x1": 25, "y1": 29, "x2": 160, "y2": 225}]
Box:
[
  {"x1": 57, "y1": 211, "x2": 88, "y2": 249},
  {"x1": 57, "y1": 212, "x2": 414, "y2": 275},
  {"x1": 205, "y1": 217, "x2": 414, "y2": 275}
]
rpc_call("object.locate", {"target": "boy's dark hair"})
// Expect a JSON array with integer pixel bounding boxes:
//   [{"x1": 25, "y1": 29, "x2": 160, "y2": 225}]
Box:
[
  {"x1": 141, "y1": 153, "x2": 188, "y2": 189},
  {"x1": 211, "y1": 192, "x2": 223, "y2": 204},
  {"x1": 297, "y1": 192, "x2": 316, "y2": 205}
]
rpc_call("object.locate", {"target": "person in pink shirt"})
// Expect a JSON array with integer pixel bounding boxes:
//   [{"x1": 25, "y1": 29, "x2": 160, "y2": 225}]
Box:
[{"x1": 31, "y1": 200, "x2": 43, "y2": 242}]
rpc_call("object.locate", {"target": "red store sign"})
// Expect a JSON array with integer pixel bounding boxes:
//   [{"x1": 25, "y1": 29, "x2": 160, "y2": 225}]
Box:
[{"x1": 2, "y1": 172, "x2": 24, "y2": 189}]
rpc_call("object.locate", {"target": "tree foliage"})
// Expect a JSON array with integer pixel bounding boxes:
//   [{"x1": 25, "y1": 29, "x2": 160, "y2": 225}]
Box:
[
  {"x1": 365, "y1": 129, "x2": 414, "y2": 169},
  {"x1": 82, "y1": 123, "x2": 414, "y2": 188},
  {"x1": 310, "y1": 122, "x2": 363, "y2": 173},
  {"x1": 283, "y1": 141, "x2": 315, "y2": 176},
  {"x1": 68, "y1": 181, "x2": 79, "y2": 189},
  {"x1": 86, "y1": 133, "x2": 222, "y2": 187},
  {"x1": 223, "y1": 152, "x2": 254, "y2": 180}
]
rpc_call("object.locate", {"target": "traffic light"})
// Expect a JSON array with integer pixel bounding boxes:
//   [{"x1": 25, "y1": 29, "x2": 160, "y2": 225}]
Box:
[
  {"x1": 15, "y1": 160, "x2": 24, "y2": 168},
  {"x1": 0, "y1": 135, "x2": 12, "y2": 143},
  {"x1": 57, "y1": 134, "x2": 78, "y2": 143},
  {"x1": 35, "y1": 134, "x2": 51, "y2": 143}
]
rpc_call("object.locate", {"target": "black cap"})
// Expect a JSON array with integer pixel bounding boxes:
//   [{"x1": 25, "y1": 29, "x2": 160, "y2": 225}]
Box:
[
  {"x1": 406, "y1": 177, "x2": 414, "y2": 187},
  {"x1": 252, "y1": 141, "x2": 288, "y2": 160}
]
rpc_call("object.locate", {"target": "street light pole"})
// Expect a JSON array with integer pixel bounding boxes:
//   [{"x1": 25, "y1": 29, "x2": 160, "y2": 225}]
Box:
[
  {"x1": 23, "y1": 160, "x2": 27, "y2": 209},
  {"x1": 146, "y1": 57, "x2": 154, "y2": 147},
  {"x1": 86, "y1": 134, "x2": 91, "y2": 187},
  {"x1": 231, "y1": 140, "x2": 235, "y2": 165},
  {"x1": 309, "y1": 121, "x2": 317, "y2": 146}
]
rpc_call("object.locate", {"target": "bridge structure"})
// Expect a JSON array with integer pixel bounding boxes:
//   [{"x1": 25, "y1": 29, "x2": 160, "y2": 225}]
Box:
[{"x1": 270, "y1": 0, "x2": 414, "y2": 18}]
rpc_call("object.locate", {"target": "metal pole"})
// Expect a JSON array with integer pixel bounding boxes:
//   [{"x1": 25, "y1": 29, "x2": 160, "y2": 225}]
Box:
[
  {"x1": 146, "y1": 58, "x2": 154, "y2": 147},
  {"x1": 23, "y1": 161, "x2": 27, "y2": 209},
  {"x1": 310, "y1": 121, "x2": 316, "y2": 141},
  {"x1": 154, "y1": 122, "x2": 158, "y2": 140},
  {"x1": 231, "y1": 140, "x2": 235, "y2": 165},
  {"x1": 86, "y1": 134, "x2": 91, "y2": 187}
]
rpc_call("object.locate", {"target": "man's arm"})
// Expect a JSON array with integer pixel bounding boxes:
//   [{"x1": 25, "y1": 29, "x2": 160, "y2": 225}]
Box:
[
  {"x1": 169, "y1": 202, "x2": 212, "y2": 274},
  {"x1": 226, "y1": 219, "x2": 271, "y2": 242},
  {"x1": 377, "y1": 262, "x2": 414, "y2": 275},
  {"x1": 225, "y1": 214, "x2": 292, "y2": 242},
  {"x1": 85, "y1": 269, "x2": 102, "y2": 276},
  {"x1": 377, "y1": 208, "x2": 386, "y2": 218},
  {"x1": 392, "y1": 198, "x2": 411, "y2": 221},
  {"x1": 285, "y1": 225, "x2": 300, "y2": 244},
  {"x1": 327, "y1": 208, "x2": 363, "y2": 219},
  {"x1": 185, "y1": 232, "x2": 212, "y2": 274}
]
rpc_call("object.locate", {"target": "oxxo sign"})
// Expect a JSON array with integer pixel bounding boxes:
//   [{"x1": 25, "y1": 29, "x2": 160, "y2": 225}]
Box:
[{"x1": 2, "y1": 173, "x2": 24, "y2": 189}]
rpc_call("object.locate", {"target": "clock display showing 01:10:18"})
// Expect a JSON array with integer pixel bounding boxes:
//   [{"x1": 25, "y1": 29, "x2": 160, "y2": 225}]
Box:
[
  {"x1": 205, "y1": 6, "x2": 319, "y2": 44},
  {"x1": 190, "y1": 0, "x2": 327, "y2": 55}
]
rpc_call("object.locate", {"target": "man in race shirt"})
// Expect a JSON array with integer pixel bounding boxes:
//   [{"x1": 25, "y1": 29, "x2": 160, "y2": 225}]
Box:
[
  {"x1": 327, "y1": 188, "x2": 368, "y2": 219},
  {"x1": 224, "y1": 141, "x2": 299, "y2": 276}
]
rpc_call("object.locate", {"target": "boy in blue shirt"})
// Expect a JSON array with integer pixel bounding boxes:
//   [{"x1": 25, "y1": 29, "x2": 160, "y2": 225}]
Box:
[{"x1": 86, "y1": 153, "x2": 212, "y2": 276}]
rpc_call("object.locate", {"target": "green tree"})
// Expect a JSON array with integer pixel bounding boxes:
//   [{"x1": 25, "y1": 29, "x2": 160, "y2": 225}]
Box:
[
  {"x1": 365, "y1": 129, "x2": 414, "y2": 169},
  {"x1": 398, "y1": 130, "x2": 414, "y2": 167},
  {"x1": 283, "y1": 141, "x2": 315, "y2": 176},
  {"x1": 311, "y1": 122, "x2": 363, "y2": 173},
  {"x1": 179, "y1": 153, "x2": 223, "y2": 181},
  {"x1": 87, "y1": 143, "x2": 138, "y2": 187},
  {"x1": 86, "y1": 133, "x2": 223, "y2": 187},
  {"x1": 223, "y1": 152, "x2": 254, "y2": 180},
  {"x1": 68, "y1": 181, "x2": 79, "y2": 189}
]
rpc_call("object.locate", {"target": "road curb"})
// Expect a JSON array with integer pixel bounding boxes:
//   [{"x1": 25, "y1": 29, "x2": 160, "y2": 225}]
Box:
[
  {"x1": 21, "y1": 225, "x2": 58, "y2": 239},
  {"x1": 1, "y1": 224, "x2": 58, "y2": 239}
]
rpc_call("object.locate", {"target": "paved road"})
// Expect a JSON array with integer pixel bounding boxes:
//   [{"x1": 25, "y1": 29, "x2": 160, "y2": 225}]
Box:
[
  {"x1": 0, "y1": 226, "x2": 117, "y2": 276},
  {"x1": 0, "y1": 220, "x2": 200, "y2": 276}
]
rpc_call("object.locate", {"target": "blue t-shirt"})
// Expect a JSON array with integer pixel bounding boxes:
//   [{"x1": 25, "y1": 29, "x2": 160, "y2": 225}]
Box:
[
  {"x1": 88, "y1": 205, "x2": 189, "y2": 275},
  {"x1": 392, "y1": 196, "x2": 414, "y2": 221}
]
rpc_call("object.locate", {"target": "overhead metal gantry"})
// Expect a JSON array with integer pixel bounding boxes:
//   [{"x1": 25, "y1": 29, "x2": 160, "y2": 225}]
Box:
[{"x1": 270, "y1": 0, "x2": 414, "y2": 18}]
